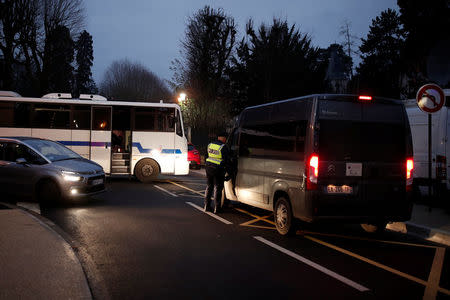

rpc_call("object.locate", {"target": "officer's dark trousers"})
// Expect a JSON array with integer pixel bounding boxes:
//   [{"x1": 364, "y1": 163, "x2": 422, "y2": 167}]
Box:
[{"x1": 204, "y1": 163, "x2": 225, "y2": 210}]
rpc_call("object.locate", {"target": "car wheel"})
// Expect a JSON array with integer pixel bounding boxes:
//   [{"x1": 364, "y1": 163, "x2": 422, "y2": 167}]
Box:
[
  {"x1": 274, "y1": 196, "x2": 296, "y2": 236},
  {"x1": 135, "y1": 159, "x2": 160, "y2": 182},
  {"x1": 360, "y1": 221, "x2": 387, "y2": 233},
  {"x1": 38, "y1": 180, "x2": 61, "y2": 207}
]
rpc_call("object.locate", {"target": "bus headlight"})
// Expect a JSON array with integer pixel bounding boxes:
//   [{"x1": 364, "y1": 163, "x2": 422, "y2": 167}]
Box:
[{"x1": 62, "y1": 171, "x2": 82, "y2": 182}]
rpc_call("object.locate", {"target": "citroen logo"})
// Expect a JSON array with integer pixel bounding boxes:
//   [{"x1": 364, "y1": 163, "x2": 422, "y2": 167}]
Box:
[{"x1": 327, "y1": 164, "x2": 336, "y2": 175}]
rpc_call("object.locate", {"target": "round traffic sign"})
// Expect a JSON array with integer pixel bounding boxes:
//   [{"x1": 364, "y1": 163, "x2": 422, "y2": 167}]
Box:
[{"x1": 416, "y1": 84, "x2": 445, "y2": 113}]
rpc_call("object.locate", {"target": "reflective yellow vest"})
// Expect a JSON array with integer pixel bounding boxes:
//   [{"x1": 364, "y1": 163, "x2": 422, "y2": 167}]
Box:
[{"x1": 206, "y1": 142, "x2": 224, "y2": 165}]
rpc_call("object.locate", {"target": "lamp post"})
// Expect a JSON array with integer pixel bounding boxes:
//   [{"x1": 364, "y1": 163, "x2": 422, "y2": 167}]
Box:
[{"x1": 178, "y1": 92, "x2": 186, "y2": 104}]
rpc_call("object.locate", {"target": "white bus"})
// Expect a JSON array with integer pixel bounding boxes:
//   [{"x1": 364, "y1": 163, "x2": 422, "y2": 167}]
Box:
[{"x1": 0, "y1": 91, "x2": 189, "y2": 182}]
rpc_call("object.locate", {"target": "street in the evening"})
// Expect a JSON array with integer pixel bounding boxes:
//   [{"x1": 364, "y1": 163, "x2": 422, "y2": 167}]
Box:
[{"x1": 2, "y1": 170, "x2": 445, "y2": 299}]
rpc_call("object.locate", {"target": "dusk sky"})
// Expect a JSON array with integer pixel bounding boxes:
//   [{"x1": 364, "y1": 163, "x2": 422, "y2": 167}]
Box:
[{"x1": 85, "y1": 0, "x2": 398, "y2": 89}]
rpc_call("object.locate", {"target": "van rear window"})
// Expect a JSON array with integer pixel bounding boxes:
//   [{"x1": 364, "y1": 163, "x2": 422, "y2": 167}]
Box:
[{"x1": 318, "y1": 120, "x2": 405, "y2": 162}]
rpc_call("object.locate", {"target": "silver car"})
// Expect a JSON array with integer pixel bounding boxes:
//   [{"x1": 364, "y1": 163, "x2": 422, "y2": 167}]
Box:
[{"x1": 0, "y1": 137, "x2": 105, "y2": 204}]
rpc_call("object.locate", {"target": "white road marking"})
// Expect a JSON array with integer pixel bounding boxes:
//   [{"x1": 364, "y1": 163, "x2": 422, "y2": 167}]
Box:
[
  {"x1": 154, "y1": 185, "x2": 178, "y2": 197},
  {"x1": 253, "y1": 236, "x2": 370, "y2": 292},
  {"x1": 16, "y1": 202, "x2": 41, "y2": 214},
  {"x1": 186, "y1": 202, "x2": 233, "y2": 225}
]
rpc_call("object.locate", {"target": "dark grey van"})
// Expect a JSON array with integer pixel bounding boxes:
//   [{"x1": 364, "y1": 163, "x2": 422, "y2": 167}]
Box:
[{"x1": 224, "y1": 94, "x2": 414, "y2": 235}]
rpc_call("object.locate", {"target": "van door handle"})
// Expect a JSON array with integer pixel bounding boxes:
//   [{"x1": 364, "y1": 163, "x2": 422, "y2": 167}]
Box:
[{"x1": 302, "y1": 174, "x2": 307, "y2": 190}]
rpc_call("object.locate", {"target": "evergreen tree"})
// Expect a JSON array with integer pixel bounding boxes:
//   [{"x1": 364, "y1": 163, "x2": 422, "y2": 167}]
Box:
[
  {"x1": 74, "y1": 30, "x2": 97, "y2": 96},
  {"x1": 229, "y1": 18, "x2": 327, "y2": 113},
  {"x1": 356, "y1": 9, "x2": 405, "y2": 98},
  {"x1": 398, "y1": 0, "x2": 450, "y2": 94},
  {"x1": 42, "y1": 25, "x2": 74, "y2": 93}
]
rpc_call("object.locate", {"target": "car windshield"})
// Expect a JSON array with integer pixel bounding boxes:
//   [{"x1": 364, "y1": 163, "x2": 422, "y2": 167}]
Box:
[{"x1": 25, "y1": 139, "x2": 81, "y2": 162}]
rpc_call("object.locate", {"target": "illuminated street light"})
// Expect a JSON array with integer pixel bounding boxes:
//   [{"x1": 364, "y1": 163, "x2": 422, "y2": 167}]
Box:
[{"x1": 178, "y1": 93, "x2": 187, "y2": 104}]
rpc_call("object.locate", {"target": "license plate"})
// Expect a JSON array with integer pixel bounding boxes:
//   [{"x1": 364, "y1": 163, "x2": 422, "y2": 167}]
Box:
[
  {"x1": 91, "y1": 178, "x2": 104, "y2": 185},
  {"x1": 327, "y1": 185, "x2": 353, "y2": 194}
]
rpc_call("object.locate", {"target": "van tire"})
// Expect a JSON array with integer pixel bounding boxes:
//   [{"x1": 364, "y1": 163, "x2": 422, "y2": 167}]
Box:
[
  {"x1": 360, "y1": 221, "x2": 387, "y2": 233},
  {"x1": 274, "y1": 196, "x2": 297, "y2": 236},
  {"x1": 135, "y1": 159, "x2": 160, "y2": 182}
]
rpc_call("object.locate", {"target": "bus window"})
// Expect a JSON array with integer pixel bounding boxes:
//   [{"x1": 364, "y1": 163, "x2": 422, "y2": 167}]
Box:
[
  {"x1": 92, "y1": 107, "x2": 111, "y2": 131},
  {"x1": 14, "y1": 103, "x2": 31, "y2": 127},
  {"x1": 71, "y1": 105, "x2": 91, "y2": 129},
  {"x1": 175, "y1": 110, "x2": 183, "y2": 137},
  {"x1": 134, "y1": 108, "x2": 156, "y2": 131},
  {"x1": 135, "y1": 107, "x2": 175, "y2": 132},
  {"x1": 32, "y1": 104, "x2": 70, "y2": 129},
  {"x1": 0, "y1": 102, "x2": 14, "y2": 127}
]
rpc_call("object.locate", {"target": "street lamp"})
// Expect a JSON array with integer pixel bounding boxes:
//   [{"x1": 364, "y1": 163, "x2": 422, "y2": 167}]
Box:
[{"x1": 178, "y1": 92, "x2": 186, "y2": 104}]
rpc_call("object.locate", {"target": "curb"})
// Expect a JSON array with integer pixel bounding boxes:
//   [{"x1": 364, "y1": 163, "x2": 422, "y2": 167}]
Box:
[
  {"x1": 387, "y1": 221, "x2": 450, "y2": 247},
  {"x1": 0, "y1": 202, "x2": 99, "y2": 299}
]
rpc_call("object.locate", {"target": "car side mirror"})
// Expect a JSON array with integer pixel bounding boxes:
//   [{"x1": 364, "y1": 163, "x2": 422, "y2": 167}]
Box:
[{"x1": 16, "y1": 158, "x2": 28, "y2": 165}]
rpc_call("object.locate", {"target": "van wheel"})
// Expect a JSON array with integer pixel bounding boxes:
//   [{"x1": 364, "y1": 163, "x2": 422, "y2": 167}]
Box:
[
  {"x1": 135, "y1": 159, "x2": 159, "y2": 182},
  {"x1": 360, "y1": 221, "x2": 387, "y2": 233},
  {"x1": 38, "y1": 180, "x2": 61, "y2": 207},
  {"x1": 274, "y1": 197, "x2": 296, "y2": 236}
]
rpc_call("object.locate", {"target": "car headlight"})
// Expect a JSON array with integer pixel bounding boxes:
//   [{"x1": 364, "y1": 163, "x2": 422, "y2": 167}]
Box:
[{"x1": 62, "y1": 171, "x2": 82, "y2": 182}]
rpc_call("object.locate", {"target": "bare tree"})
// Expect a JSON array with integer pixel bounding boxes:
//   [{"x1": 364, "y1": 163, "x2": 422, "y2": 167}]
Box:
[
  {"x1": 0, "y1": 0, "x2": 85, "y2": 95},
  {"x1": 171, "y1": 5, "x2": 236, "y2": 130},
  {"x1": 339, "y1": 19, "x2": 358, "y2": 76},
  {"x1": 42, "y1": 0, "x2": 85, "y2": 36},
  {"x1": 100, "y1": 59, "x2": 171, "y2": 102}
]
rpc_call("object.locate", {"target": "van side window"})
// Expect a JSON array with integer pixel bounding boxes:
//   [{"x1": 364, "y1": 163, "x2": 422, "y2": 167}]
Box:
[
  {"x1": 264, "y1": 120, "x2": 307, "y2": 160},
  {"x1": 239, "y1": 125, "x2": 266, "y2": 158}
]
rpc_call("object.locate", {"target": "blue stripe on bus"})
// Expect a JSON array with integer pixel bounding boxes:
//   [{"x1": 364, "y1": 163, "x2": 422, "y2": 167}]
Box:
[
  {"x1": 132, "y1": 142, "x2": 151, "y2": 153},
  {"x1": 58, "y1": 141, "x2": 181, "y2": 154}
]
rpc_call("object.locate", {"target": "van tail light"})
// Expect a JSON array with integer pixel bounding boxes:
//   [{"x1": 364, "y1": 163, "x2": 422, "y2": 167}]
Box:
[
  {"x1": 307, "y1": 154, "x2": 319, "y2": 190},
  {"x1": 358, "y1": 95, "x2": 372, "y2": 101},
  {"x1": 436, "y1": 155, "x2": 447, "y2": 180},
  {"x1": 406, "y1": 158, "x2": 414, "y2": 190}
]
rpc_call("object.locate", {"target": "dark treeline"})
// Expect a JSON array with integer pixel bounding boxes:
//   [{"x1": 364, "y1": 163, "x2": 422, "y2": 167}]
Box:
[
  {"x1": 173, "y1": 1, "x2": 450, "y2": 132},
  {"x1": 0, "y1": 0, "x2": 97, "y2": 97}
]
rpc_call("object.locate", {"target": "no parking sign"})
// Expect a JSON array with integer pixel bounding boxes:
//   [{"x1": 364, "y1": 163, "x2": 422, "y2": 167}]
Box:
[
  {"x1": 415, "y1": 83, "x2": 445, "y2": 201},
  {"x1": 416, "y1": 84, "x2": 445, "y2": 113}
]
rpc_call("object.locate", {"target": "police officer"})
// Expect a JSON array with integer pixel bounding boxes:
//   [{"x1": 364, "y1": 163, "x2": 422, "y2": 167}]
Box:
[{"x1": 204, "y1": 132, "x2": 230, "y2": 214}]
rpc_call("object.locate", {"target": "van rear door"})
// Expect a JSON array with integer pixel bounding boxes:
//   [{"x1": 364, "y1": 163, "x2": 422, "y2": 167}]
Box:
[{"x1": 316, "y1": 99, "x2": 408, "y2": 218}]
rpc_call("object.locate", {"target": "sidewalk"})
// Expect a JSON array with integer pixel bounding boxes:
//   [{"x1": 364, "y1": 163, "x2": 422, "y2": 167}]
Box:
[
  {"x1": 190, "y1": 167, "x2": 450, "y2": 246},
  {"x1": 0, "y1": 203, "x2": 92, "y2": 299}
]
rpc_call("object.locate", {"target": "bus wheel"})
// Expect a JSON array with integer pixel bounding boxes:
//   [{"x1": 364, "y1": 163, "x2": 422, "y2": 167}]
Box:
[
  {"x1": 135, "y1": 159, "x2": 159, "y2": 182},
  {"x1": 274, "y1": 196, "x2": 296, "y2": 236},
  {"x1": 360, "y1": 221, "x2": 387, "y2": 233}
]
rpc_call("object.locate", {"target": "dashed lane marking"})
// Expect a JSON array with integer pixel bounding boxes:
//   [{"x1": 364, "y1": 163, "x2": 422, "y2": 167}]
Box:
[
  {"x1": 154, "y1": 185, "x2": 178, "y2": 197},
  {"x1": 304, "y1": 235, "x2": 450, "y2": 296},
  {"x1": 186, "y1": 202, "x2": 233, "y2": 225},
  {"x1": 254, "y1": 236, "x2": 370, "y2": 292}
]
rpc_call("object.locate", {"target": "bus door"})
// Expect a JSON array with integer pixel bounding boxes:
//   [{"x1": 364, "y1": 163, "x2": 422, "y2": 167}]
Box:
[{"x1": 91, "y1": 106, "x2": 112, "y2": 173}]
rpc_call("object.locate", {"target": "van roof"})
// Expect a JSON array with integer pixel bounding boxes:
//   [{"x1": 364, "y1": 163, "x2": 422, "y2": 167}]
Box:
[{"x1": 244, "y1": 94, "x2": 401, "y2": 111}]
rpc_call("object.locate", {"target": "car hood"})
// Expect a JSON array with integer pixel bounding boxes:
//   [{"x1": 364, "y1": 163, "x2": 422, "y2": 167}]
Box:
[{"x1": 51, "y1": 158, "x2": 104, "y2": 175}]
